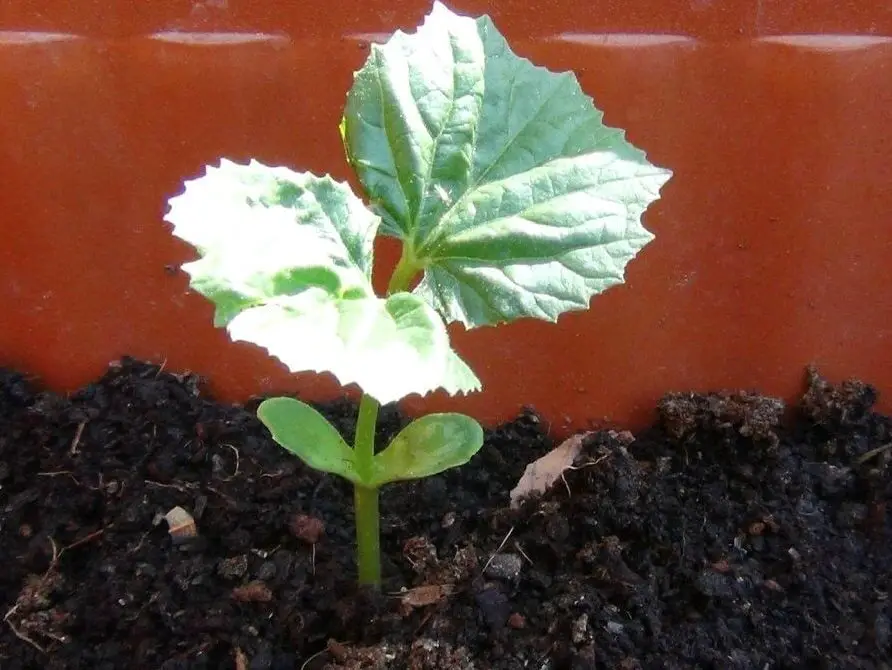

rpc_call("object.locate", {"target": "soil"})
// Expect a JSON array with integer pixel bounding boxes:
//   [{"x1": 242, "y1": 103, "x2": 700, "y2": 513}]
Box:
[{"x1": 1, "y1": 359, "x2": 890, "y2": 670}]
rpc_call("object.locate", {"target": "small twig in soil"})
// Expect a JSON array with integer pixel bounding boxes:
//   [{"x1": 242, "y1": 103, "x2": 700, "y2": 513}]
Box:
[
  {"x1": 564, "y1": 455, "x2": 610, "y2": 472},
  {"x1": 37, "y1": 471, "x2": 101, "y2": 492},
  {"x1": 4, "y1": 529, "x2": 105, "y2": 654},
  {"x1": 482, "y1": 526, "x2": 515, "y2": 574},
  {"x1": 129, "y1": 530, "x2": 151, "y2": 555},
  {"x1": 61, "y1": 528, "x2": 105, "y2": 554},
  {"x1": 69, "y1": 421, "x2": 87, "y2": 456},
  {"x1": 300, "y1": 645, "x2": 333, "y2": 670},
  {"x1": 206, "y1": 486, "x2": 238, "y2": 506},
  {"x1": 514, "y1": 541, "x2": 534, "y2": 566},
  {"x1": 154, "y1": 358, "x2": 168, "y2": 379},
  {"x1": 413, "y1": 607, "x2": 439, "y2": 636},
  {"x1": 560, "y1": 471, "x2": 572, "y2": 498},
  {"x1": 40, "y1": 629, "x2": 69, "y2": 644},
  {"x1": 145, "y1": 480, "x2": 195, "y2": 493},
  {"x1": 4, "y1": 605, "x2": 48, "y2": 654},
  {"x1": 37, "y1": 471, "x2": 80, "y2": 487},
  {"x1": 560, "y1": 455, "x2": 610, "y2": 499},
  {"x1": 856, "y1": 443, "x2": 892, "y2": 465}
]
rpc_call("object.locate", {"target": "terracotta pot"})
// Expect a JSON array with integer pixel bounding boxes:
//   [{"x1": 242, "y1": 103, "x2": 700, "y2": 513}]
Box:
[{"x1": 1, "y1": 1, "x2": 890, "y2": 433}]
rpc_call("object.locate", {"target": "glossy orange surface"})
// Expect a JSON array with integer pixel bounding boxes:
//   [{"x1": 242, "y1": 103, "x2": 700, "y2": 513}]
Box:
[{"x1": 2, "y1": 1, "x2": 890, "y2": 433}]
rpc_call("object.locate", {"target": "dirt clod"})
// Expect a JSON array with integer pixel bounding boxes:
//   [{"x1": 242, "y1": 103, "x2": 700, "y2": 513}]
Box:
[
  {"x1": 231, "y1": 581, "x2": 272, "y2": 603},
  {"x1": 507, "y1": 612, "x2": 525, "y2": 629},
  {"x1": 658, "y1": 389, "x2": 784, "y2": 450},
  {"x1": 483, "y1": 553, "x2": 522, "y2": 582},
  {"x1": 288, "y1": 513, "x2": 325, "y2": 544}
]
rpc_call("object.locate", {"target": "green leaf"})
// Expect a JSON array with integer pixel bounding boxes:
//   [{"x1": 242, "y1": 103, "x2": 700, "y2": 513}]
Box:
[
  {"x1": 227, "y1": 289, "x2": 479, "y2": 403},
  {"x1": 257, "y1": 396, "x2": 360, "y2": 484},
  {"x1": 342, "y1": 2, "x2": 671, "y2": 327},
  {"x1": 370, "y1": 413, "x2": 484, "y2": 487},
  {"x1": 167, "y1": 159, "x2": 379, "y2": 326},
  {"x1": 165, "y1": 159, "x2": 480, "y2": 404}
]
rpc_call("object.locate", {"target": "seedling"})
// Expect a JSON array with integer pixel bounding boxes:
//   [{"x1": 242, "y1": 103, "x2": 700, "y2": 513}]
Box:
[{"x1": 164, "y1": 2, "x2": 670, "y2": 587}]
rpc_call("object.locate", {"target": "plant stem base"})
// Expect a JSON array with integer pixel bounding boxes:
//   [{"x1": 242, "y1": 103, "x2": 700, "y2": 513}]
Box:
[{"x1": 354, "y1": 484, "x2": 381, "y2": 586}]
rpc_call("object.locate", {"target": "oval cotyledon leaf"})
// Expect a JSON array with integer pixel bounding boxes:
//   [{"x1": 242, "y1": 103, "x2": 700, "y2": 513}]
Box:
[
  {"x1": 370, "y1": 413, "x2": 484, "y2": 488},
  {"x1": 257, "y1": 396, "x2": 361, "y2": 483}
]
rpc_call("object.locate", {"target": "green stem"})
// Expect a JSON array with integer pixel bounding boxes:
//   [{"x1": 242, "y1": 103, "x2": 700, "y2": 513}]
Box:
[
  {"x1": 353, "y1": 484, "x2": 380, "y2": 586},
  {"x1": 387, "y1": 243, "x2": 421, "y2": 295},
  {"x1": 352, "y1": 246, "x2": 418, "y2": 587},
  {"x1": 353, "y1": 393, "x2": 381, "y2": 586}
]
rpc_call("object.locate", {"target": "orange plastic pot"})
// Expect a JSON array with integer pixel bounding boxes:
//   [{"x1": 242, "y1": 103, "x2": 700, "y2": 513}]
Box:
[{"x1": 2, "y1": 1, "x2": 890, "y2": 434}]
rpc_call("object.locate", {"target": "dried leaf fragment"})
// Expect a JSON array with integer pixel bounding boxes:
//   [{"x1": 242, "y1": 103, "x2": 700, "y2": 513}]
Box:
[
  {"x1": 397, "y1": 584, "x2": 453, "y2": 608},
  {"x1": 509, "y1": 432, "x2": 591, "y2": 508}
]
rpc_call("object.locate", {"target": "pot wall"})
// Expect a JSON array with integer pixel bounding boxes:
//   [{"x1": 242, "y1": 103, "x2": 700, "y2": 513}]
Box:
[{"x1": 2, "y1": 1, "x2": 890, "y2": 433}]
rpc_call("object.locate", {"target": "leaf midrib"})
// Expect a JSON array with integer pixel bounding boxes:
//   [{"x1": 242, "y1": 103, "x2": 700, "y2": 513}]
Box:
[
  {"x1": 409, "y1": 27, "x2": 464, "y2": 248},
  {"x1": 417, "y1": 65, "x2": 571, "y2": 257}
]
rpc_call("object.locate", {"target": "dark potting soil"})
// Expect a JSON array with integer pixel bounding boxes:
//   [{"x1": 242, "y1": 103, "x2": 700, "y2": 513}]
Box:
[{"x1": 0, "y1": 359, "x2": 890, "y2": 670}]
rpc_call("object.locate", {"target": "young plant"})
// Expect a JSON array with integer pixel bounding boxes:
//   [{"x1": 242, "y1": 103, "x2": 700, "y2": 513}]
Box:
[{"x1": 164, "y1": 2, "x2": 671, "y2": 587}]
